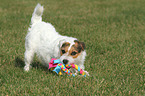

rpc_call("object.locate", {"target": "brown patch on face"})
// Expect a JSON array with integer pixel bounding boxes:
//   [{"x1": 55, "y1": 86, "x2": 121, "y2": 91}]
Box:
[
  {"x1": 69, "y1": 40, "x2": 86, "y2": 58},
  {"x1": 60, "y1": 42, "x2": 70, "y2": 56}
]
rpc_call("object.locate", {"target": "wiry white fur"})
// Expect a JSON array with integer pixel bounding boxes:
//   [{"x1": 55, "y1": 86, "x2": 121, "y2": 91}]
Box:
[
  {"x1": 31, "y1": 3, "x2": 43, "y2": 25},
  {"x1": 24, "y1": 3, "x2": 89, "y2": 76}
]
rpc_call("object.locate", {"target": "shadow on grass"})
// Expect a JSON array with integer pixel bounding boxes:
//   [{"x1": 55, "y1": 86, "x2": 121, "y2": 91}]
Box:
[
  {"x1": 15, "y1": 57, "x2": 51, "y2": 72},
  {"x1": 15, "y1": 57, "x2": 25, "y2": 68}
]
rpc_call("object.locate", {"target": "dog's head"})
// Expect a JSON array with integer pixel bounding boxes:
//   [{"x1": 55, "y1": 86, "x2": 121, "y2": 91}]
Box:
[{"x1": 59, "y1": 40, "x2": 85, "y2": 64}]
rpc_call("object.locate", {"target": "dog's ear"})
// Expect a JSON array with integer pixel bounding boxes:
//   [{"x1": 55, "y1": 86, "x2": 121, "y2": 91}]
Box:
[
  {"x1": 74, "y1": 40, "x2": 86, "y2": 51},
  {"x1": 80, "y1": 42, "x2": 86, "y2": 51}
]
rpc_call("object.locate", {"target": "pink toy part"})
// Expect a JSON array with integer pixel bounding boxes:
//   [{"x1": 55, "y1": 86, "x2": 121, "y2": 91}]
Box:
[
  {"x1": 48, "y1": 58, "x2": 58, "y2": 69},
  {"x1": 59, "y1": 63, "x2": 62, "y2": 66},
  {"x1": 72, "y1": 64, "x2": 75, "y2": 68},
  {"x1": 80, "y1": 70, "x2": 83, "y2": 74}
]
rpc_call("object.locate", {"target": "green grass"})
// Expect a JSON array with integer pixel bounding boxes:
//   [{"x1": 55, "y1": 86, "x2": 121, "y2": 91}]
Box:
[{"x1": 0, "y1": 0, "x2": 145, "y2": 95}]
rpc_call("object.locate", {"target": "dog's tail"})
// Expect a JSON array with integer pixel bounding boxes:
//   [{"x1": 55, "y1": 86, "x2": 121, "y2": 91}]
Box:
[{"x1": 31, "y1": 3, "x2": 44, "y2": 25}]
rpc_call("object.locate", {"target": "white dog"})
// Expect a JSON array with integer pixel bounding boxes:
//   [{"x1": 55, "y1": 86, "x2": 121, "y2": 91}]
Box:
[{"x1": 24, "y1": 4, "x2": 89, "y2": 76}]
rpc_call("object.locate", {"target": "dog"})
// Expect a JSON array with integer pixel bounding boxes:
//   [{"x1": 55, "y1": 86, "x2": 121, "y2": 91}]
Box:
[{"x1": 24, "y1": 3, "x2": 89, "y2": 76}]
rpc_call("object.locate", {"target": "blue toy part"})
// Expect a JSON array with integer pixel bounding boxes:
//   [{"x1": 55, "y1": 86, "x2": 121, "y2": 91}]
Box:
[
  {"x1": 53, "y1": 65, "x2": 61, "y2": 74},
  {"x1": 78, "y1": 67, "x2": 80, "y2": 71},
  {"x1": 53, "y1": 59, "x2": 61, "y2": 64},
  {"x1": 52, "y1": 59, "x2": 66, "y2": 74}
]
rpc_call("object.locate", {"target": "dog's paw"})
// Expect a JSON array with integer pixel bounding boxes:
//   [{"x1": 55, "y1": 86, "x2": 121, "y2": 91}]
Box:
[
  {"x1": 84, "y1": 71, "x2": 90, "y2": 76},
  {"x1": 24, "y1": 65, "x2": 31, "y2": 72}
]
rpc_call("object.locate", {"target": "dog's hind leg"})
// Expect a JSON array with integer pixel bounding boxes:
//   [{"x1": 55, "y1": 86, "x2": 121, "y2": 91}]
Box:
[{"x1": 24, "y1": 49, "x2": 35, "y2": 71}]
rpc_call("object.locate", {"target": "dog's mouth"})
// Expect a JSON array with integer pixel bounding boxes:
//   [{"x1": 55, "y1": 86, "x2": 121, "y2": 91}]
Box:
[{"x1": 60, "y1": 55, "x2": 74, "y2": 65}]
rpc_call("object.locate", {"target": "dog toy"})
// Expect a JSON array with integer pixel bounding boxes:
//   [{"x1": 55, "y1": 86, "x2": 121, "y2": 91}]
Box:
[
  {"x1": 48, "y1": 58, "x2": 75, "y2": 76},
  {"x1": 65, "y1": 64, "x2": 86, "y2": 76},
  {"x1": 48, "y1": 58, "x2": 86, "y2": 77}
]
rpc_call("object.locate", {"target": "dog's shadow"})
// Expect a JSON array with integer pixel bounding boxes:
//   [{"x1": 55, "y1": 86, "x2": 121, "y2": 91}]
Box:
[{"x1": 15, "y1": 57, "x2": 49, "y2": 72}]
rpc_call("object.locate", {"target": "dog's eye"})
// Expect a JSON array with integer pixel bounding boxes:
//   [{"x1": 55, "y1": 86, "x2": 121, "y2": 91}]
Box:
[
  {"x1": 61, "y1": 50, "x2": 66, "y2": 54},
  {"x1": 71, "y1": 51, "x2": 77, "y2": 56}
]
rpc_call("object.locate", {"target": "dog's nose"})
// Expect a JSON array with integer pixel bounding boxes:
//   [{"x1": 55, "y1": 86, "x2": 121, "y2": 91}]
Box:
[{"x1": 63, "y1": 59, "x2": 68, "y2": 64}]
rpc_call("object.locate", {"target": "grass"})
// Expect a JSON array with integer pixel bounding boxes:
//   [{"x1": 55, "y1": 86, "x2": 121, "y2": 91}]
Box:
[{"x1": 0, "y1": 0, "x2": 145, "y2": 95}]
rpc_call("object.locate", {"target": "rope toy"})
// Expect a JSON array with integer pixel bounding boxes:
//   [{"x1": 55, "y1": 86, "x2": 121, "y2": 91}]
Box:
[
  {"x1": 65, "y1": 64, "x2": 86, "y2": 76},
  {"x1": 48, "y1": 58, "x2": 86, "y2": 77}
]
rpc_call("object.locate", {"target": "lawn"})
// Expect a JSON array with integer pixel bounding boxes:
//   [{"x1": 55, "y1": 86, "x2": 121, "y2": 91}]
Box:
[{"x1": 0, "y1": 0, "x2": 144, "y2": 95}]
